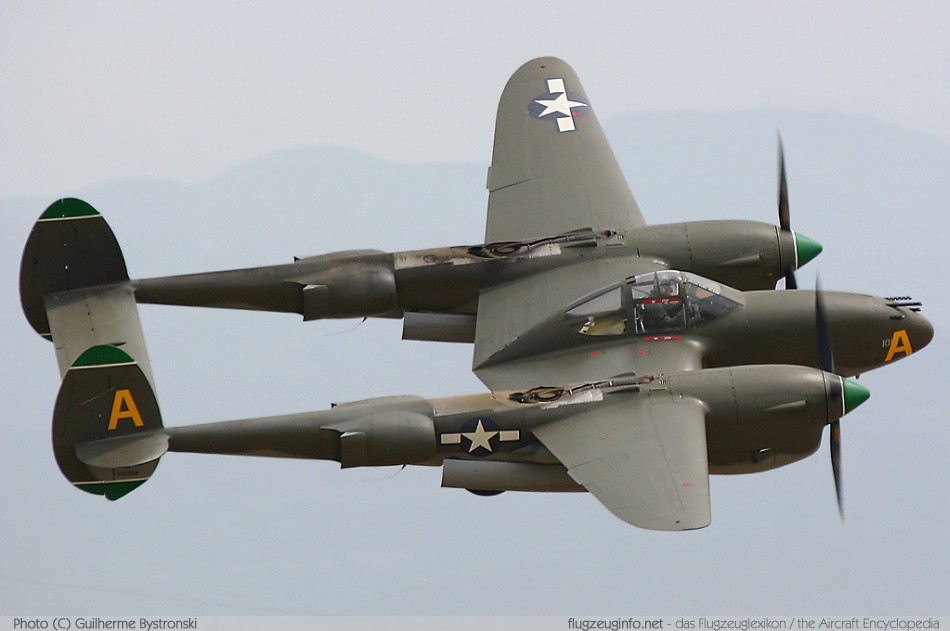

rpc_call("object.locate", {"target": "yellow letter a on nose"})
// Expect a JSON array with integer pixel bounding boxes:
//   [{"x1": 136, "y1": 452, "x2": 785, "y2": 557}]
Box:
[
  {"x1": 108, "y1": 389, "x2": 145, "y2": 430},
  {"x1": 885, "y1": 330, "x2": 914, "y2": 362}
]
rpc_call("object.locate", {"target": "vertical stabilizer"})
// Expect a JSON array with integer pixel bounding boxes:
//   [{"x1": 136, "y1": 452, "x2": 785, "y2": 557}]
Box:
[
  {"x1": 20, "y1": 198, "x2": 154, "y2": 386},
  {"x1": 53, "y1": 345, "x2": 166, "y2": 500}
]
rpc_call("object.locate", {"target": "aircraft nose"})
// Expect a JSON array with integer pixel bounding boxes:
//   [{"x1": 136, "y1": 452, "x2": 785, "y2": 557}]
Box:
[
  {"x1": 905, "y1": 310, "x2": 934, "y2": 351},
  {"x1": 822, "y1": 292, "x2": 933, "y2": 373},
  {"x1": 881, "y1": 300, "x2": 934, "y2": 364}
]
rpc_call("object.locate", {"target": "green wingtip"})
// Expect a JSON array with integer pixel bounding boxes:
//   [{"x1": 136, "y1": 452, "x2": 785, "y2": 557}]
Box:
[
  {"x1": 842, "y1": 378, "x2": 871, "y2": 414},
  {"x1": 75, "y1": 479, "x2": 147, "y2": 500},
  {"x1": 72, "y1": 344, "x2": 134, "y2": 368},
  {"x1": 39, "y1": 198, "x2": 100, "y2": 220},
  {"x1": 794, "y1": 232, "x2": 823, "y2": 268}
]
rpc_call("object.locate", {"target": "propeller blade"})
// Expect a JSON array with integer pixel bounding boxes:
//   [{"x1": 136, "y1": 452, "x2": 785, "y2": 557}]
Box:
[
  {"x1": 774, "y1": 131, "x2": 823, "y2": 289},
  {"x1": 777, "y1": 131, "x2": 800, "y2": 289},
  {"x1": 785, "y1": 270, "x2": 798, "y2": 290},
  {"x1": 778, "y1": 132, "x2": 791, "y2": 232},
  {"x1": 830, "y1": 420, "x2": 844, "y2": 522},
  {"x1": 816, "y1": 276, "x2": 850, "y2": 522},
  {"x1": 815, "y1": 275, "x2": 835, "y2": 374}
]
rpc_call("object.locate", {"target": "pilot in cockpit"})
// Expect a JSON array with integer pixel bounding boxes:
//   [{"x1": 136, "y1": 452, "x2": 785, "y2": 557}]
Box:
[
  {"x1": 641, "y1": 276, "x2": 687, "y2": 332},
  {"x1": 657, "y1": 278, "x2": 678, "y2": 298}
]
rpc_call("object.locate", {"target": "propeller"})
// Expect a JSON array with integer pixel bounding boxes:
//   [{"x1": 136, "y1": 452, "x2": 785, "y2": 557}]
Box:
[
  {"x1": 777, "y1": 131, "x2": 823, "y2": 289},
  {"x1": 778, "y1": 133, "x2": 797, "y2": 289},
  {"x1": 814, "y1": 276, "x2": 843, "y2": 520},
  {"x1": 815, "y1": 277, "x2": 870, "y2": 522}
]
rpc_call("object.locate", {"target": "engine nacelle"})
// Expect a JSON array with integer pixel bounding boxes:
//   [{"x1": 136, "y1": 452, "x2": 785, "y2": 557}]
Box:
[
  {"x1": 321, "y1": 410, "x2": 436, "y2": 468},
  {"x1": 631, "y1": 220, "x2": 797, "y2": 290},
  {"x1": 667, "y1": 365, "x2": 848, "y2": 474},
  {"x1": 134, "y1": 249, "x2": 399, "y2": 319}
]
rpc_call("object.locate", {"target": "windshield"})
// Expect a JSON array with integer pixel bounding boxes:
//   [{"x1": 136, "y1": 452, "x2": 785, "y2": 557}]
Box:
[{"x1": 565, "y1": 270, "x2": 739, "y2": 336}]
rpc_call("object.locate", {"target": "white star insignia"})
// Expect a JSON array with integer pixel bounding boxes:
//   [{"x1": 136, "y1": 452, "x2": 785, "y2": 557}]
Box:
[
  {"x1": 534, "y1": 92, "x2": 588, "y2": 118},
  {"x1": 462, "y1": 419, "x2": 498, "y2": 453}
]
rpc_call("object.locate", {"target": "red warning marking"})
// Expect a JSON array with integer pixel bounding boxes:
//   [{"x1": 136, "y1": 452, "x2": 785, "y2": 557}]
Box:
[
  {"x1": 682, "y1": 482, "x2": 693, "y2": 487},
  {"x1": 540, "y1": 65, "x2": 547, "y2": 69},
  {"x1": 641, "y1": 297, "x2": 680, "y2": 305},
  {"x1": 637, "y1": 351, "x2": 647, "y2": 357},
  {"x1": 644, "y1": 336, "x2": 683, "y2": 342},
  {"x1": 589, "y1": 351, "x2": 600, "y2": 357},
  {"x1": 573, "y1": 111, "x2": 580, "y2": 116}
]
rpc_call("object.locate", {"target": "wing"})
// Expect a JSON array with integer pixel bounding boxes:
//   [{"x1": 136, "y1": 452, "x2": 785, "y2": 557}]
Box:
[
  {"x1": 533, "y1": 397, "x2": 710, "y2": 531},
  {"x1": 485, "y1": 57, "x2": 645, "y2": 242}
]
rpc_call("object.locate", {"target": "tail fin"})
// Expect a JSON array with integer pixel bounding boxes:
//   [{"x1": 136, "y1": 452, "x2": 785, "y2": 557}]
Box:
[
  {"x1": 21, "y1": 199, "x2": 165, "y2": 499},
  {"x1": 53, "y1": 345, "x2": 167, "y2": 500},
  {"x1": 20, "y1": 198, "x2": 154, "y2": 387}
]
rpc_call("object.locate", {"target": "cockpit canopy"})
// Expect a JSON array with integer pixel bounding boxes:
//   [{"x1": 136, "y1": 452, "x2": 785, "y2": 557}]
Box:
[{"x1": 565, "y1": 270, "x2": 740, "y2": 336}]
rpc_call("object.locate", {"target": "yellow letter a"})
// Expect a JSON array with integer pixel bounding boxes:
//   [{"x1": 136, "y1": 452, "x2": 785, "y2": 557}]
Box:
[
  {"x1": 885, "y1": 330, "x2": 914, "y2": 362},
  {"x1": 108, "y1": 389, "x2": 145, "y2": 430}
]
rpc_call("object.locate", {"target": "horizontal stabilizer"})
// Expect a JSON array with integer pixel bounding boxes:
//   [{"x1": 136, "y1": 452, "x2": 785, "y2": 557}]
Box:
[{"x1": 75, "y1": 431, "x2": 169, "y2": 469}]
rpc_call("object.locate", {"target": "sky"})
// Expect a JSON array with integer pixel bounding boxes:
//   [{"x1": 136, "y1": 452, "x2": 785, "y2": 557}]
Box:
[
  {"x1": 2, "y1": 1, "x2": 949, "y2": 617},
  {"x1": 3, "y1": 1, "x2": 950, "y2": 198}
]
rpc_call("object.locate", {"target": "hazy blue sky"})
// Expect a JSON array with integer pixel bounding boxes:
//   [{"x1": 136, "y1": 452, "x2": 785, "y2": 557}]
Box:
[
  {"x1": 3, "y1": 1, "x2": 950, "y2": 197},
  {"x1": 2, "y1": 1, "x2": 948, "y2": 616}
]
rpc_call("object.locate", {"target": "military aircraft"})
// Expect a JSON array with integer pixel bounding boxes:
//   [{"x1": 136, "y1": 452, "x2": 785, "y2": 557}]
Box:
[{"x1": 20, "y1": 57, "x2": 933, "y2": 531}]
